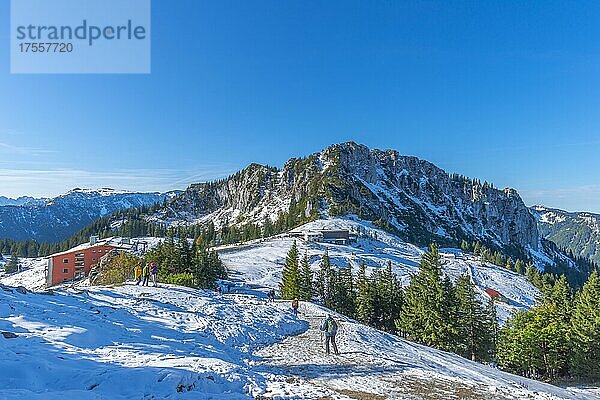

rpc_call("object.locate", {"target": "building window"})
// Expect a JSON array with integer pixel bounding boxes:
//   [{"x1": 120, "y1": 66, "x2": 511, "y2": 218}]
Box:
[
  {"x1": 63, "y1": 258, "x2": 69, "y2": 263},
  {"x1": 63, "y1": 268, "x2": 69, "y2": 273}
]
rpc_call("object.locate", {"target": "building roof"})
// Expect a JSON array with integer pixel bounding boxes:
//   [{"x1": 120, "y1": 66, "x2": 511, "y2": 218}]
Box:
[
  {"x1": 47, "y1": 237, "x2": 133, "y2": 258},
  {"x1": 484, "y1": 288, "x2": 502, "y2": 297}
]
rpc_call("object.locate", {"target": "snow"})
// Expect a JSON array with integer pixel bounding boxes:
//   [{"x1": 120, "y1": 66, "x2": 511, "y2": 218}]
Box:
[
  {"x1": 0, "y1": 217, "x2": 594, "y2": 398},
  {"x1": 0, "y1": 257, "x2": 48, "y2": 291},
  {"x1": 0, "y1": 284, "x2": 594, "y2": 399},
  {"x1": 220, "y1": 218, "x2": 538, "y2": 324}
]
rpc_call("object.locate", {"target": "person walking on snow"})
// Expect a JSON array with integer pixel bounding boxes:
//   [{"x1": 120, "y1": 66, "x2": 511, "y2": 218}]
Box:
[
  {"x1": 134, "y1": 264, "x2": 142, "y2": 285},
  {"x1": 150, "y1": 262, "x2": 158, "y2": 287},
  {"x1": 142, "y1": 263, "x2": 150, "y2": 286},
  {"x1": 291, "y1": 298, "x2": 299, "y2": 317},
  {"x1": 320, "y1": 314, "x2": 339, "y2": 355}
]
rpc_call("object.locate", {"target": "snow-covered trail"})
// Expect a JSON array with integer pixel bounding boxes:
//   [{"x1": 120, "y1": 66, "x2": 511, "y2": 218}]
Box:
[{"x1": 255, "y1": 301, "x2": 595, "y2": 400}]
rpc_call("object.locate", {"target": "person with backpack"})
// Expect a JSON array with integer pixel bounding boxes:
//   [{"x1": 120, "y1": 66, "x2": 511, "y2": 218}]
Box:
[
  {"x1": 320, "y1": 314, "x2": 339, "y2": 355},
  {"x1": 291, "y1": 298, "x2": 299, "y2": 317},
  {"x1": 134, "y1": 264, "x2": 142, "y2": 285},
  {"x1": 142, "y1": 263, "x2": 150, "y2": 286},
  {"x1": 150, "y1": 262, "x2": 158, "y2": 287}
]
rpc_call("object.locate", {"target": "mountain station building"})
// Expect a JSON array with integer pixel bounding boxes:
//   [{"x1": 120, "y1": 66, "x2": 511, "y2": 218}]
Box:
[{"x1": 45, "y1": 236, "x2": 134, "y2": 287}]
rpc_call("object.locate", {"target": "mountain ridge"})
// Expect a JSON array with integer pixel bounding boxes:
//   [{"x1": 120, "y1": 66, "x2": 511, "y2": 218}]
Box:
[
  {"x1": 531, "y1": 205, "x2": 600, "y2": 264},
  {"x1": 0, "y1": 188, "x2": 177, "y2": 242},
  {"x1": 150, "y1": 142, "x2": 542, "y2": 262}
]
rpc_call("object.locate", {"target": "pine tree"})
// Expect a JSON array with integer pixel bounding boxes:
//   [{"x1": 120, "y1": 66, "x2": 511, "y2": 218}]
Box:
[
  {"x1": 455, "y1": 274, "x2": 494, "y2": 361},
  {"x1": 356, "y1": 261, "x2": 373, "y2": 325},
  {"x1": 333, "y1": 263, "x2": 355, "y2": 318},
  {"x1": 570, "y1": 270, "x2": 600, "y2": 379},
  {"x1": 5, "y1": 254, "x2": 19, "y2": 273},
  {"x1": 280, "y1": 241, "x2": 300, "y2": 299},
  {"x1": 316, "y1": 251, "x2": 333, "y2": 306},
  {"x1": 485, "y1": 298, "x2": 499, "y2": 361},
  {"x1": 298, "y1": 252, "x2": 313, "y2": 301},
  {"x1": 399, "y1": 244, "x2": 456, "y2": 351}
]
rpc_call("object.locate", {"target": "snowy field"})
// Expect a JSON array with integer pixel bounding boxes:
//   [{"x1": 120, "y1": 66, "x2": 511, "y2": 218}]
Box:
[
  {"x1": 219, "y1": 218, "x2": 538, "y2": 324},
  {"x1": 1, "y1": 283, "x2": 596, "y2": 400},
  {"x1": 0, "y1": 257, "x2": 48, "y2": 290}
]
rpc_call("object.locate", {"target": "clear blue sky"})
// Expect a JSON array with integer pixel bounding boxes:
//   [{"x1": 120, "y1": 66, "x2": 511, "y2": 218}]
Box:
[{"x1": 1, "y1": 1, "x2": 599, "y2": 212}]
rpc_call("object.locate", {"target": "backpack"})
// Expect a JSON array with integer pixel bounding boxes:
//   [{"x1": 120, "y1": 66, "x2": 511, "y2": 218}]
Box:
[{"x1": 327, "y1": 318, "x2": 338, "y2": 335}]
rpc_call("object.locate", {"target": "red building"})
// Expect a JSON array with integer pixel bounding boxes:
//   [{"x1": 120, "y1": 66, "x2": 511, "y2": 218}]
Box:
[
  {"x1": 484, "y1": 288, "x2": 509, "y2": 304},
  {"x1": 46, "y1": 237, "x2": 133, "y2": 287}
]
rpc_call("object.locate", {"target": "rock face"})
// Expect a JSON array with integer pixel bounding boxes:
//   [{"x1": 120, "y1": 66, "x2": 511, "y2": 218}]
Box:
[
  {"x1": 158, "y1": 142, "x2": 541, "y2": 257},
  {"x1": 0, "y1": 188, "x2": 174, "y2": 242},
  {"x1": 531, "y1": 205, "x2": 600, "y2": 264}
]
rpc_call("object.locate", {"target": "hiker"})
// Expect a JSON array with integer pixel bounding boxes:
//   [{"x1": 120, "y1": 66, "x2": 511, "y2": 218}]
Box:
[
  {"x1": 291, "y1": 298, "x2": 299, "y2": 317},
  {"x1": 150, "y1": 262, "x2": 158, "y2": 287},
  {"x1": 142, "y1": 263, "x2": 150, "y2": 286},
  {"x1": 320, "y1": 314, "x2": 339, "y2": 355},
  {"x1": 134, "y1": 264, "x2": 142, "y2": 285}
]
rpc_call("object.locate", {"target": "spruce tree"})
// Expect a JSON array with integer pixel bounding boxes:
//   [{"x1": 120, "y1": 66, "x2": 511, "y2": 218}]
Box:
[
  {"x1": 316, "y1": 251, "x2": 333, "y2": 306},
  {"x1": 570, "y1": 270, "x2": 600, "y2": 379},
  {"x1": 455, "y1": 274, "x2": 494, "y2": 361},
  {"x1": 399, "y1": 244, "x2": 455, "y2": 350},
  {"x1": 356, "y1": 261, "x2": 373, "y2": 326},
  {"x1": 280, "y1": 241, "x2": 300, "y2": 299},
  {"x1": 298, "y1": 252, "x2": 313, "y2": 301}
]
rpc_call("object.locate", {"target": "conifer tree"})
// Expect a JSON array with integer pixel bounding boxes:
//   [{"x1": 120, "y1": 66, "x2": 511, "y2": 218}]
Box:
[
  {"x1": 356, "y1": 261, "x2": 373, "y2": 325},
  {"x1": 455, "y1": 274, "x2": 494, "y2": 361},
  {"x1": 485, "y1": 298, "x2": 499, "y2": 360},
  {"x1": 298, "y1": 252, "x2": 313, "y2": 301},
  {"x1": 570, "y1": 270, "x2": 600, "y2": 379},
  {"x1": 280, "y1": 241, "x2": 300, "y2": 299},
  {"x1": 316, "y1": 251, "x2": 333, "y2": 306},
  {"x1": 399, "y1": 244, "x2": 455, "y2": 350}
]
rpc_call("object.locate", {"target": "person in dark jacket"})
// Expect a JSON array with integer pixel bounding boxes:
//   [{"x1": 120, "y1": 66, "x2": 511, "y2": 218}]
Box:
[
  {"x1": 142, "y1": 263, "x2": 150, "y2": 286},
  {"x1": 291, "y1": 298, "x2": 299, "y2": 316},
  {"x1": 320, "y1": 314, "x2": 339, "y2": 355},
  {"x1": 150, "y1": 262, "x2": 158, "y2": 287}
]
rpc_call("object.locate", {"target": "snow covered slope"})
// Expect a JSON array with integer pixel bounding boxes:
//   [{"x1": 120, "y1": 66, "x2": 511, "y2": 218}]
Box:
[
  {"x1": 0, "y1": 283, "x2": 594, "y2": 399},
  {"x1": 0, "y1": 257, "x2": 47, "y2": 291},
  {"x1": 219, "y1": 217, "x2": 538, "y2": 325}
]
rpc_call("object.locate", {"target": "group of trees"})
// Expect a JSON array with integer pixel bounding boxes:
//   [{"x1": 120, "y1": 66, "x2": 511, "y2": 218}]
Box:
[
  {"x1": 398, "y1": 245, "x2": 497, "y2": 361},
  {"x1": 280, "y1": 243, "x2": 497, "y2": 362},
  {"x1": 497, "y1": 272, "x2": 600, "y2": 381},
  {"x1": 281, "y1": 241, "x2": 600, "y2": 381},
  {"x1": 144, "y1": 233, "x2": 227, "y2": 289}
]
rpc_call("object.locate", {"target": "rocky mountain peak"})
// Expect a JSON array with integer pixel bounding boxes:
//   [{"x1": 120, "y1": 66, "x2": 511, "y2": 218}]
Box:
[{"x1": 160, "y1": 142, "x2": 542, "y2": 260}]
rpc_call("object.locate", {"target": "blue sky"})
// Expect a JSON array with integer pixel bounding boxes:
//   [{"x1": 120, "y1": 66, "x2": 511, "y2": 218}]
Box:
[{"x1": 1, "y1": 1, "x2": 599, "y2": 212}]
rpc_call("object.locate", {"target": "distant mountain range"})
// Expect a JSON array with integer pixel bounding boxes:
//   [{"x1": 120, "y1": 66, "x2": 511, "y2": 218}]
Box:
[
  {"x1": 0, "y1": 188, "x2": 175, "y2": 242},
  {"x1": 531, "y1": 205, "x2": 600, "y2": 264},
  {"x1": 0, "y1": 196, "x2": 46, "y2": 207}
]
